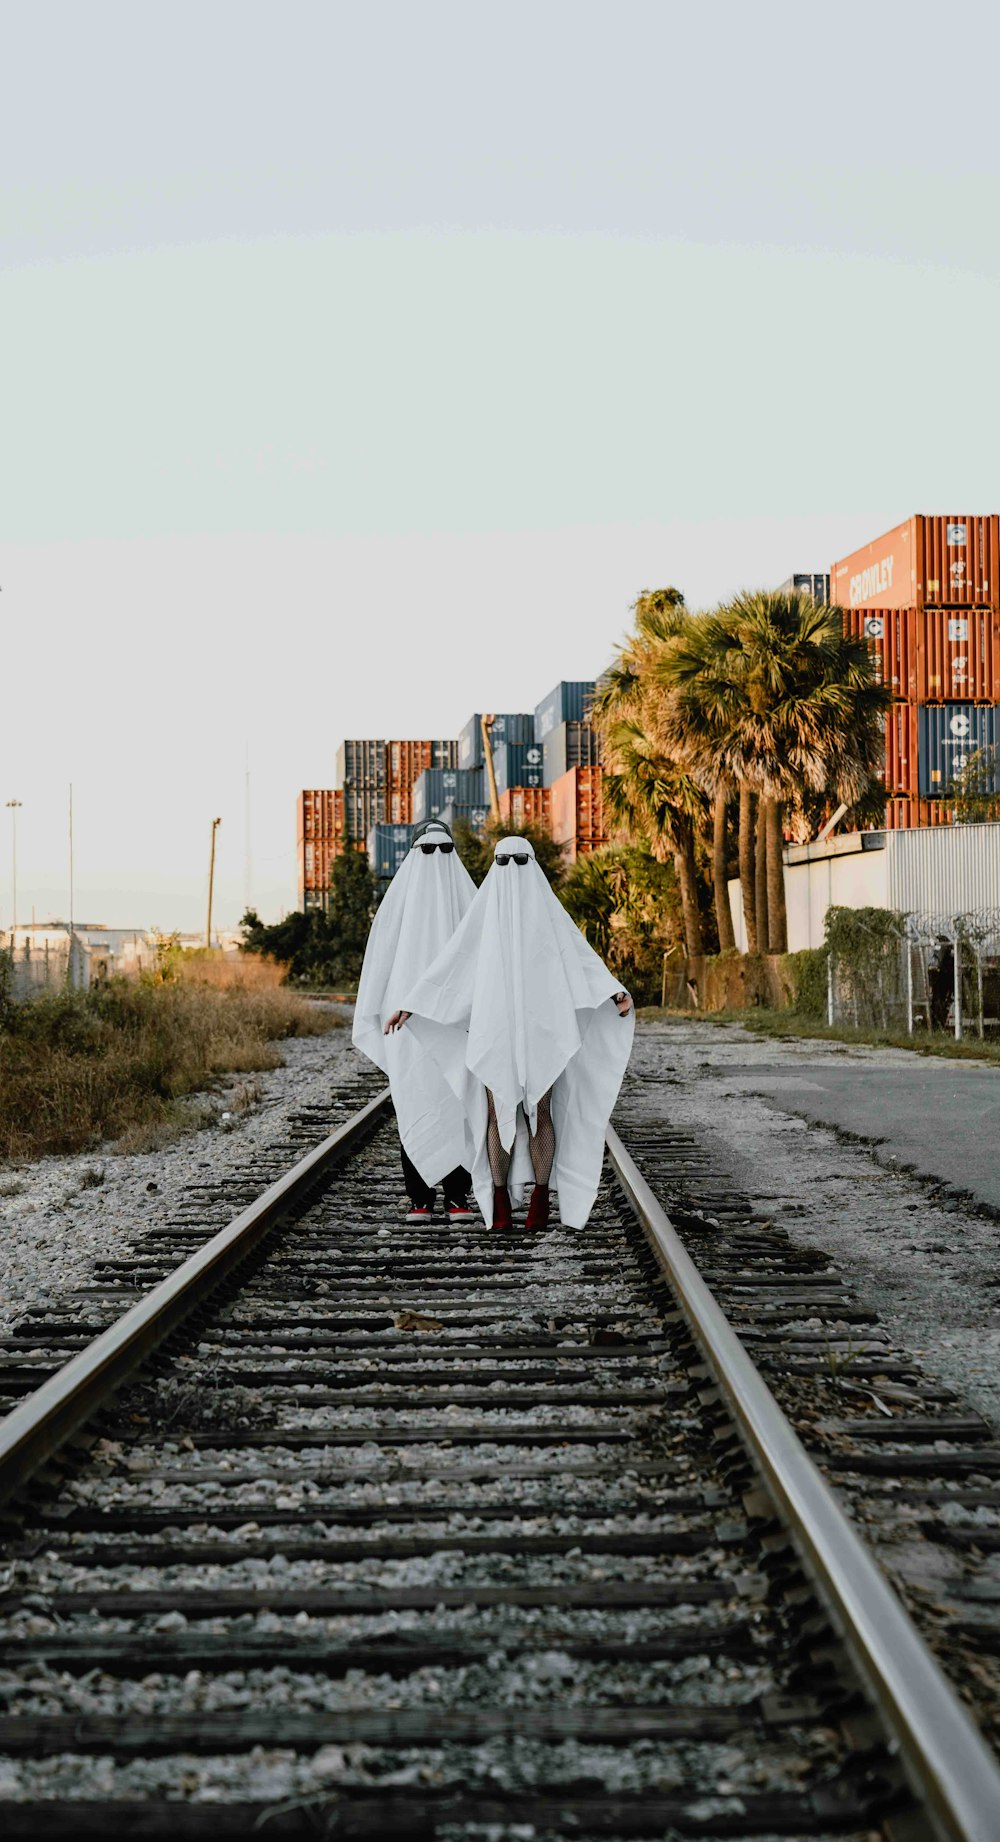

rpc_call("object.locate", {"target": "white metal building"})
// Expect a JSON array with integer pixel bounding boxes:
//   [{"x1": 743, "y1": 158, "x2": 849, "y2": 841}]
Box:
[{"x1": 727, "y1": 822, "x2": 1000, "y2": 952}]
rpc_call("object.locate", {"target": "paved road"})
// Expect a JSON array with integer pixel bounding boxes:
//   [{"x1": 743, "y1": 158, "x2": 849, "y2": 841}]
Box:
[{"x1": 724, "y1": 1051, "x2": 1000, "y2": 1213}]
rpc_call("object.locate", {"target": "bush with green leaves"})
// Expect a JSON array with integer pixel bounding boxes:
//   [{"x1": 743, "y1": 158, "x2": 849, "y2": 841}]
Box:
[{"x1": 560, "y1": 845, "x2": 683, "y2": 1003}]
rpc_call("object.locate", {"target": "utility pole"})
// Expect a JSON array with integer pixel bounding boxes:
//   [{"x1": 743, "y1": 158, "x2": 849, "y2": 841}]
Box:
[
  {"x1": 5, "y1": 799, "x2": 21, "y2": 953},
  {"x1": 480, "y1": 714, "x2": 501, "y2": 825},
  {"x1": 68, "y1": 784, "x2": 76, "y2": 988},
  {"x1": 206, "y1": 817, "x2": 222, "y2": 949},
  {"x1": 243, "y1": 742, "x2": 252, "y2": 917}
]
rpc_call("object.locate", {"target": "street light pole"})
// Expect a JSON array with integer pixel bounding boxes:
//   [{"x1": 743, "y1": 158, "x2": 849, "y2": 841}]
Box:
[
  {"x1": 5, "y1": 800, "x2": 21, "y2": 951},
  {"x1": 206, "y1": 817, "x2": 222, "y2": 949}
]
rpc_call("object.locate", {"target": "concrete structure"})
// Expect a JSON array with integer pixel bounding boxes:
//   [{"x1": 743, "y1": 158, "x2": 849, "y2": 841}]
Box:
[{"x1": 728, "y1": 822, "x2": 1000, "y2": 952}]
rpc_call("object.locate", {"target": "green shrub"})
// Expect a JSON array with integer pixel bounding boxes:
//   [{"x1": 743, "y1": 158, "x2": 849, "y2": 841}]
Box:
[{"x1": 784, "y1": 947, "x2": 828, "y2": 1020}]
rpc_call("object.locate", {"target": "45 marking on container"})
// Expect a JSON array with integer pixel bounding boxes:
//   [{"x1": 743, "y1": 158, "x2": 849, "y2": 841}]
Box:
[{"x1": 947, "y1": 522, "x2": 967, "y2": 546}]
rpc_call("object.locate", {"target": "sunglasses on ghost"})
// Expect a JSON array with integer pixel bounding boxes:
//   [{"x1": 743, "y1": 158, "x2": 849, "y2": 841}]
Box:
[
  {"x1": 416, "y1": 840, "x2": 455, "y2": 854},
  {"x1": 495, "y1": 852, "x2": 530, "y2": 866}
]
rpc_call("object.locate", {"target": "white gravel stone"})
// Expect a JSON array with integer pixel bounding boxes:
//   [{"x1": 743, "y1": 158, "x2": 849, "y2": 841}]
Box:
[{"x1": 0, "y1": 1024, "x2": 363, "y2": 1334}]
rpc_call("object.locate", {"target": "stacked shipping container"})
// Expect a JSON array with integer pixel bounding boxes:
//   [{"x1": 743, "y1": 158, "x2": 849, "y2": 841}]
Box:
[
  {"x1": 550, "y1": 766, "x2": 604, "y2": 863},
  {"x1": 493, "y1": 743, "x2": 544, "y2": 794},
  {"x1": 386, "y1": 739, "x2": 458, "y2": 823},
  {"x1": 542, "y1": 719, "x2": 602, "y2": 784},
  {"x1": 297, "y1": 789, "x2": 348, "y2": 911},
  {"x1": 458, "y1": 713, "x2": 535, "y2": 770},
  {"x1": 832, "y1": 515, "x2": 1000, "y2": 826},
  {"x1": 304, "y1": 697, "x2": 607, "y2": 909},
  {"x1": 367, "y1": 823, "x2": 414, "y2": 880},
  {"x1": 336, "y1": 737, "x2": 461, "y2": 834},
  {"x1": 499, "y1": 786, "x2": 551, "y2": 829},
  {"x1": 412, "y1": 768, "x2": 487, "y2": 823}
]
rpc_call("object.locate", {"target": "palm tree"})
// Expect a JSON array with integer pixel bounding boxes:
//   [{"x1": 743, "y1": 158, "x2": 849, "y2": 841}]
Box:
[
  {"x1": 660, "y1": 591, "x2": 890, "y2": 952},
  {"x1": 600, "y1": 717, "x2": 708, "y2": 960},
  {"x1": 592, "y1": 590, "x2": 710, "y2": 962},
  {"x1": 654, "y1": 609, "x2": 752, "y2": 951}
]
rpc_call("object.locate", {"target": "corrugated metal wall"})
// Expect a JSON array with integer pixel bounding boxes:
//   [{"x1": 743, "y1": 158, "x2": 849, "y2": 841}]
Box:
[{"x1": 885, "y1": 824, "x2": 1000, "y2": 914}]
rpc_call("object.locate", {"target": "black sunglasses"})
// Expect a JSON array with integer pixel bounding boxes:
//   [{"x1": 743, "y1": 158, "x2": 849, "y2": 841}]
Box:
[
  {"x1": 417, "y1": 840, "x2": 455, "y2": 854},
  {"x1": 496, "y1": 852, "x2": 530, "y2": 866}
]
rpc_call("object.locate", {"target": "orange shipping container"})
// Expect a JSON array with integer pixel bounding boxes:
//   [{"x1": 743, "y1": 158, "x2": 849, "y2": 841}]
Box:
[
  {"x1": 831, "y1": 515, "x2": 1000, "y2": 612},
  {"x1": 498, "y1": 786, "x2": 552, "y2": 829},
  {"x1": 917, "y1": 607, "x2": 1000, "y2": 702},
  {"x1": 844, "y1": 604, "x2": 1000, "y2": 703},
  {"x1": 842, "y1": 605, "x2": 917, "y2": 697},
  {"x1": 882, "y1": 797, "x2": 957, "y2": 831},
  {"x1": 883, "y1": 702, "x2": 918, "y2": 796},
  {"x1": 550, "y1": 766, "x2": 605, "y2": 848}
]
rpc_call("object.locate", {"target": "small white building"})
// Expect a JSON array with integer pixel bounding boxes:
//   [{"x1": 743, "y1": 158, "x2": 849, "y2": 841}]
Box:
[
  {"x1": 728, "y1": 822, "x2": 1000, "y2": 953},
  {"x1": 1, "y1": 923, "x2": 160, "y2": 996}
]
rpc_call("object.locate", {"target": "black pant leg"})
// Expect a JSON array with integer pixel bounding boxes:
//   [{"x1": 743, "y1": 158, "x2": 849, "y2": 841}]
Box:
[
  {"x1": 441, "y1": 1164, "x2": 471, "y2": 1208},
  {"x1": 400, "y1": 1140, "x2": 435, "y2": 1209}
]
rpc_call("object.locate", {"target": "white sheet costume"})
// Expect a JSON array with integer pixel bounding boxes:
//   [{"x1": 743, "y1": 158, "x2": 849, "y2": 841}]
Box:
[
  {"x1": 353, "y1": 824, "x2": 478, "y2": 1186},
  {"x1": 401, "y1": 837, "x2": 635, "y2": 1228}
]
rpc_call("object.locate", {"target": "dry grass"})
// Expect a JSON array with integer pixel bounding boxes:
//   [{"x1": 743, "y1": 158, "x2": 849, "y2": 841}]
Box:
[
  {"x1": 176, "y1": 951, "x2": 288, "y2": 991},
  {"x1": 0, "y1": 971, "x2": 344, "y2": 1164}
]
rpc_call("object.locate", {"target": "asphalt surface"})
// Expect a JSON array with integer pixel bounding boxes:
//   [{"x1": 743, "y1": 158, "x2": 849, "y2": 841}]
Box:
[{"x1": 722, "y1": 1049, "x2": 1000, "y2": 1213}]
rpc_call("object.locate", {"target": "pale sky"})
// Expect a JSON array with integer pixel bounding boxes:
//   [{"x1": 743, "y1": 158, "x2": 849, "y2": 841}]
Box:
[{"x1": 3, "y1": 0, "x2": 999, "y2": 930}]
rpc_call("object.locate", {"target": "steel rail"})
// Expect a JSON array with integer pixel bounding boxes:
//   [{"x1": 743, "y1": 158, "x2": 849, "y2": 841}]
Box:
[
  {"x1": 606, "y1": 1122, "x2": 1000, "y2": 1842},
  {"x1": 0, "y1": 1087, "x2": 392, "y2": 1508}
]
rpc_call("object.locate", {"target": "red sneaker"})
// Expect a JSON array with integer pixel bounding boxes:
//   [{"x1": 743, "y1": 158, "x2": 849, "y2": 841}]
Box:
[
  {"x1": 491, "y1": 1186, "x2": 514, "y2": 1231},
  {"x1": 525, "y1": 1184, "x2": 550, "y2": 1231},
  {"x1": 446, "y1": 1202, "x2": 476, "y2": 1222},
  {"x1": 405, "y1": 1203, "x2": 434, "y2": 1224}
]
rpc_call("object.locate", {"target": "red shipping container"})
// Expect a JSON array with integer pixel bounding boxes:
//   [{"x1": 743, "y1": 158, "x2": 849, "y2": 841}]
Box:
[
  {"x1": 842, "y1": 605, "x2": 917, "y2": 697},
  {"x1": 844, "y1": 604, "x2": 1000, "y2": 703},
  {"x1": 498, "y1": 786, "x2": 552, "y2": 829},
  {"x1": 831, "y1": 515, "x2": 1000, "y2": 612},
  {"x1": 883, "y1": 702, "x2": 918, "y2": 796},
  {"x1": 882, "y1": 797, "x2": 956, "y2": 831},
  {"x1": 917, "y1": 607, "x2": 1000, "y2": 702},
  {"x1": 550, "y1": 766, "x2": 605, "y2": 849},
  {"x1": 298, "y1": 789, "x2": 360, "y2": 907}
]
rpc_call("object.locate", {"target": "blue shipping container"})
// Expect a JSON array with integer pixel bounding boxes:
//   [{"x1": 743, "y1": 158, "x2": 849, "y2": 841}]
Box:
[
  {"x1": 459, "y1": 712, "x2": 536, "y2": 769},
  {"x1": 439, "y1": 800, "x2": 490, "y2": 834},
  {"x1": 918, "y1": 704, "x2": 1000, "y2": 797},
  {"x1": 542, "y1": 720, "x2": 602, "y2": 785},
  {"x1": 493, "y1": 742, "x2": 545, "y2": 795},
  {"x1": 412, "y1": 767, "x2": 486, "y2": 822},
  {"x1": 534, "y1": 682, "x2": 596, "y2": 741},
  {"x1": 367, "y1": 823, "x2": 413, "y2": 879},
  {"x1": 778, "y1": 574, "x2": 830, "y2": 604}
]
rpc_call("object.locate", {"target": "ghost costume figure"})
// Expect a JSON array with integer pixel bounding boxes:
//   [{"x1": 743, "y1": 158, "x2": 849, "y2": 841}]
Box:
[
  {"x1": 353, "y1": 821, "x2": 478, "y2": 1221},
  {"x1": 390, "y1": 837, "x2": 634, "y2": 1230}
]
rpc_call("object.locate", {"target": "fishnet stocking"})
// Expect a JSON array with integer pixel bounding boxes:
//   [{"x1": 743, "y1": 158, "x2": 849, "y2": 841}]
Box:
[
  {"x1": 529, "y1": 1088, "x2": 555, "y2": 1184},
  {"x1": 485, "y1": 1087, "x2": 555, "y2": 1187},
  {"x1": 485, "y1": 1089, "x2": 510, "y2": 1187}
]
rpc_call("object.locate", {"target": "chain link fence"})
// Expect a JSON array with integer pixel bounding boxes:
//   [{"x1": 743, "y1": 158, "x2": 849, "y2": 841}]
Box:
[{"x1": 827, "y1": 907, "x2": 1000, "y2": 1040}]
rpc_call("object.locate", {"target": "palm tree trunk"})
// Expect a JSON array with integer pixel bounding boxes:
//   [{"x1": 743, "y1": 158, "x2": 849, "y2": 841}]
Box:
[
  {"x1": 738, "y1": 786, "x2": 757, "y2": 953},
  {"x1": 754, "y1": 798, "x2": 768, "y2": 954},
  {"x1": 673, "y1": 825, "x2": 704, "y2": 963},
  {"x1": 764, "y1": 797, "x2": 787, "y2": 953},
  {"x1": 712, "y1": 790, "x2": 736, "y2": 952}
]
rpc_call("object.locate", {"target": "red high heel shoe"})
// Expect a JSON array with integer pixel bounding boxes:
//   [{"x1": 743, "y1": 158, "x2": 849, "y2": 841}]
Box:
[
  {"x1": 525, "y1": 1184, "x2": 550, "y2": 1231},
  {"x1": 491, "y1": 1186, "x2": 513, "y2": 1231}
]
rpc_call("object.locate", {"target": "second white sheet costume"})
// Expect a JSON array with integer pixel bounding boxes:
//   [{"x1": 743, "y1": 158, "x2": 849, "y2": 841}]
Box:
[
  {"x1": 402, "y1": 837, "x2": 635, "y2": 1227},
  {"x1": 352, "y1": 825, "x2": 478, "y2": 1187}
]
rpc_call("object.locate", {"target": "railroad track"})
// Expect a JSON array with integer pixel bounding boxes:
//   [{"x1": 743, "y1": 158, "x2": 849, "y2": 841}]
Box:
[{"x1": 0, "y1": 1059, "x2": 998, "y2": 1838}]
